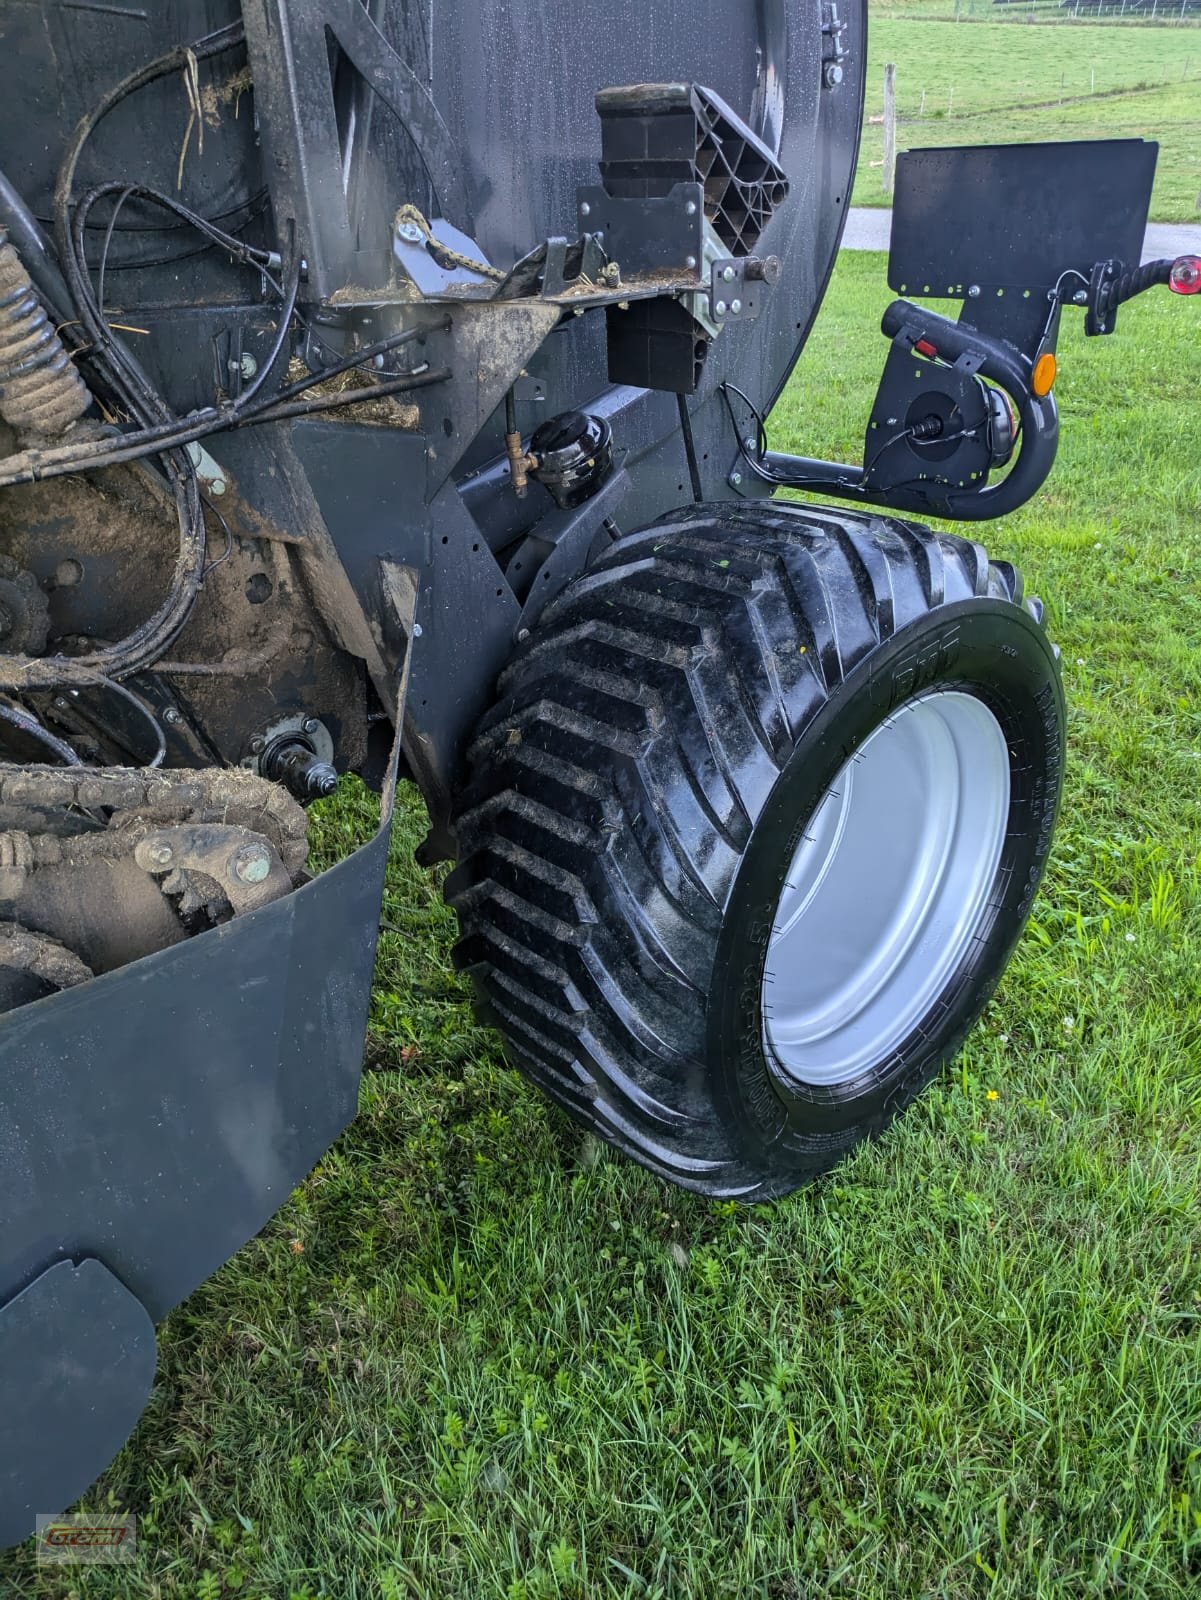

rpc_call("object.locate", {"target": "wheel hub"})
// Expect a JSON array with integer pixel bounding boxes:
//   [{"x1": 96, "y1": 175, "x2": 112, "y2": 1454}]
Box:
[{"x1": 762, "y1": 690, "x2": 1011, "y2": 1088}]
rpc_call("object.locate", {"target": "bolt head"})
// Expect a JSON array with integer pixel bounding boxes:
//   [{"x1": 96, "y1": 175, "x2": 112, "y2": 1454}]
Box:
[
  {"x1": 516, "y1": 627, "x2": 531, "y2": 644},
  {"x1": 729, "y1": 471, "x2": 743, "y2": 487},
  {"x1": 232, "y1": 843, "x2": 272, "y2": 885},
  {"x1": 250, "y1": 737, "x2": 265, "y2": 755},
  {"x1": 684, "y1": 255, "x2": 698, "y2": 270},
  {"x1": 302, "y1": 717, "x2": 320, "y2": 735},
  {"x1": 149, "y1": 843, "x2": 173, "y2": 867},
  {"x1": 208, "y1": 477, "x2": 227, "y2": 496},
  {"x1": 721, "y1": 265, "x2": 736, "y2": 283},
  {"x1": 730, "y1": 298, "x2": 742, "y2": 314},
  {"x1": 396, "y1": 220, "x2": 424, "y2": 244},
  {"x1": 239, "y1": 352, "x2": 258, "y2": 380},
  {"x1": 163, "y1": 707, "x2": 181, "y2": 725},
  {"x1": 715, "y1": 299, "x2": 727, "y2": 315},
  {"x1": 579, "y1": 201, "x2": 591, "y2": 218},
  {"x1": 685, "y1": 200, "x2": 698, "y2": 216},
  {"x1": 824, "y1": 61, "x2": 844, "y2": 87},
  {"x1": 968, "y1": 284, "x2": 981, "y2": 298}
]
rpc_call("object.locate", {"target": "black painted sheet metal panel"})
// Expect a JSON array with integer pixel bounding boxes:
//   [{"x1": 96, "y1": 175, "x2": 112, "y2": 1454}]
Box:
[
  {"x1": 0, "y1": 815, "x2": 391, "y2": 1324},
  {"x1": 0, "y1": 1258, "x2": 157, "y2": 1548},
  {"x1": 890, "y1": 140, "x2": 1158, "y2": 294}
]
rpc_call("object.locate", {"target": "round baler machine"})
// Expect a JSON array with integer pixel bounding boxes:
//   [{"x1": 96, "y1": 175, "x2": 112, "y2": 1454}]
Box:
[{"x1": 0, "y1": 0, "x2": 1196, "y2": 1542}]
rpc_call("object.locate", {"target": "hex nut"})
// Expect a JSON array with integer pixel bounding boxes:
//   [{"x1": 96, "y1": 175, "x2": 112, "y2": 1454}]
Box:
[{"x1": 232, "y1": 843, "x2": 272, "y2": 885}]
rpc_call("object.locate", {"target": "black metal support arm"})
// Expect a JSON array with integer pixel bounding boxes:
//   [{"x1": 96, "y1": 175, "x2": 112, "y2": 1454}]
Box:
[{"x1": 762, "y1": 300, "x2": 1059, "y2": 523}]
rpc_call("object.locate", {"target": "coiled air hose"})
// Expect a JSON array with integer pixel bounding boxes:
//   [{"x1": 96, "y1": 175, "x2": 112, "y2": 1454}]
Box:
[{"x1": 0, "y1": 224, "x2": 89, "y2": 441}]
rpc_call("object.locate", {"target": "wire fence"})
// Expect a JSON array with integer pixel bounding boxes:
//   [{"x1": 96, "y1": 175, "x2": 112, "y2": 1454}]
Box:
[{"x1": 881, "y1": 0, "x2": 1201, "y2": 21}]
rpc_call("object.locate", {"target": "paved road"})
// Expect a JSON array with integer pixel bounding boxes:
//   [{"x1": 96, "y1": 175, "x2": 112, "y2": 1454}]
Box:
[{"x1": 842, "y1": 206, "x2": 1201, "y2": 265}]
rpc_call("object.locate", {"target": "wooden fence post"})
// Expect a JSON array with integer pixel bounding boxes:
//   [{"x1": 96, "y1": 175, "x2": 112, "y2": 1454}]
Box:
[{"x1": 883, "y1": 64, "x2": 897, "y2": 197}]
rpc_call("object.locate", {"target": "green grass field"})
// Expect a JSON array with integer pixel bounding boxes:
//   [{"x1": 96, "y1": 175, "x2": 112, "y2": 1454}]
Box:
[
  {"x1": 3, "y1": 255, "x2": 1200, "y2": 1598},
  {"x1": 855, "y1": 3, "x2": 1201, "y2": 221}
]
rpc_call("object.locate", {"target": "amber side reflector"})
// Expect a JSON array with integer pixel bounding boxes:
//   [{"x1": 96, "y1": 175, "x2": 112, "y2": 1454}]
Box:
[{"x1": 1032, "y1": 352, "x2": 1058, "y2": 398}]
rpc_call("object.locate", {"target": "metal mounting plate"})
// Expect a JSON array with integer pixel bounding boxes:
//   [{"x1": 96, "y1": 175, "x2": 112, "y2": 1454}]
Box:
[{"x1": 576, "y1": 182, "x2": 705, "y2": 277}]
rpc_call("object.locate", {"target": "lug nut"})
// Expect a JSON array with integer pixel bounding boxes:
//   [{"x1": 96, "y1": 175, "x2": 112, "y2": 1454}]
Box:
[{"x1": 232, "y1": 843, "x2": 272, "y2": 885}]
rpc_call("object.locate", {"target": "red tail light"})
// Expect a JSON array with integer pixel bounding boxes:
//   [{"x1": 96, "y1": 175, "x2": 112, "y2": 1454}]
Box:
[{"x1": 1169, "y1": 255, "x2": 1201, "y2": 295}]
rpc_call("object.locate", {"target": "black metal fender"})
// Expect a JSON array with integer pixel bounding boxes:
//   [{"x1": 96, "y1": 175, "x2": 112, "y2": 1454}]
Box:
[{"x1": 0, "y1": 727, "x2": 404, "y2": 1549}]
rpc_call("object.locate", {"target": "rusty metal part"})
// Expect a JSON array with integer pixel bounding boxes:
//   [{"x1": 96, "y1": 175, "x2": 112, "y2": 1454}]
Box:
[
  {"x1": 134, "y1": 822, "x2": 292, "y2": 915},
  {"x1": 0, "y1": 225, "x2": 90, "y2": 440}
]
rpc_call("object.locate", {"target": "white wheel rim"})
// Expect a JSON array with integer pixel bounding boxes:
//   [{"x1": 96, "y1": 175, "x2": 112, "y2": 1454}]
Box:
[{"x1": 761, "y1": 690, "x2": 1011, "y2": 1088}]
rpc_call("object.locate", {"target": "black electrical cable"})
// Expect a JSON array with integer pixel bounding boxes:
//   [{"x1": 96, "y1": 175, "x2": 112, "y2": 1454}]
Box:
[
  {"x1": 41, "y1": 187, "x2": 269, "y2": 239},
  {"x1": 95, "y1": 184, "x2": 136, "y2": 324},
  {"x1": 83, "y1": 187, "x2": 423, "y2": 389},
  {"x1": 199, "y1": 493, "x2": 235, "y2": 582},
  {"x1": 236, "y1": 228, "x2": 301, "y2": 407},
  {"x1": 1, "y1": 27, "x2": 241, "y2": 695},
  {"x1": 676, "y1": 392, "x2": 703, "y2": 503},
  {"x1": 55, "y1": 21, "x2": 247, "y2": 432},
  {"x1": 248, "y1": 365, "x2": 450, "y2": 425},
  {"x1": 39, "y1": 673, "x2": 167, "y2": 767},
  {"x1": 3, "y1": 15, "x2": 443, "y2": 707},
  {"x1": 0, "y1": 330, "x2": 447, "y2": 487},
  {"x1": 44, "y1": 187, "x2": 272, "y2": 276},
  {"x1": 0, "y1": 702, "x2": 83, "y2": 766},
  {"x1": 96, "y1": 675, "x2": 167, "y2": 767},
  {"x1": 722, "y1": 380, "x2": 982, "y2": 493},
  {"x1": 265, "y1": 319, "x2": 444, "y2": 405},
  {"x1": 77, "y1": 181, "x2": 279, "y2": 286}
]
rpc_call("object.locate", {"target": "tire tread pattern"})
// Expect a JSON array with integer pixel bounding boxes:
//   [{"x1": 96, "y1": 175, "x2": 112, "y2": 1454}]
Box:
[{"x1": 447, "y1": 502, "x2": 1042, "y2": 1195}]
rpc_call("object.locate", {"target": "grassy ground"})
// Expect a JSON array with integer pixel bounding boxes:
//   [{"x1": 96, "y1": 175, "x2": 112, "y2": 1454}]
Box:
[
  {"x1": 4, "y1": 254, "x2": 1201, "y2": 1598},
  {"x1": 856, "y1": 4, "x2": 1201, "y2": 221}
]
